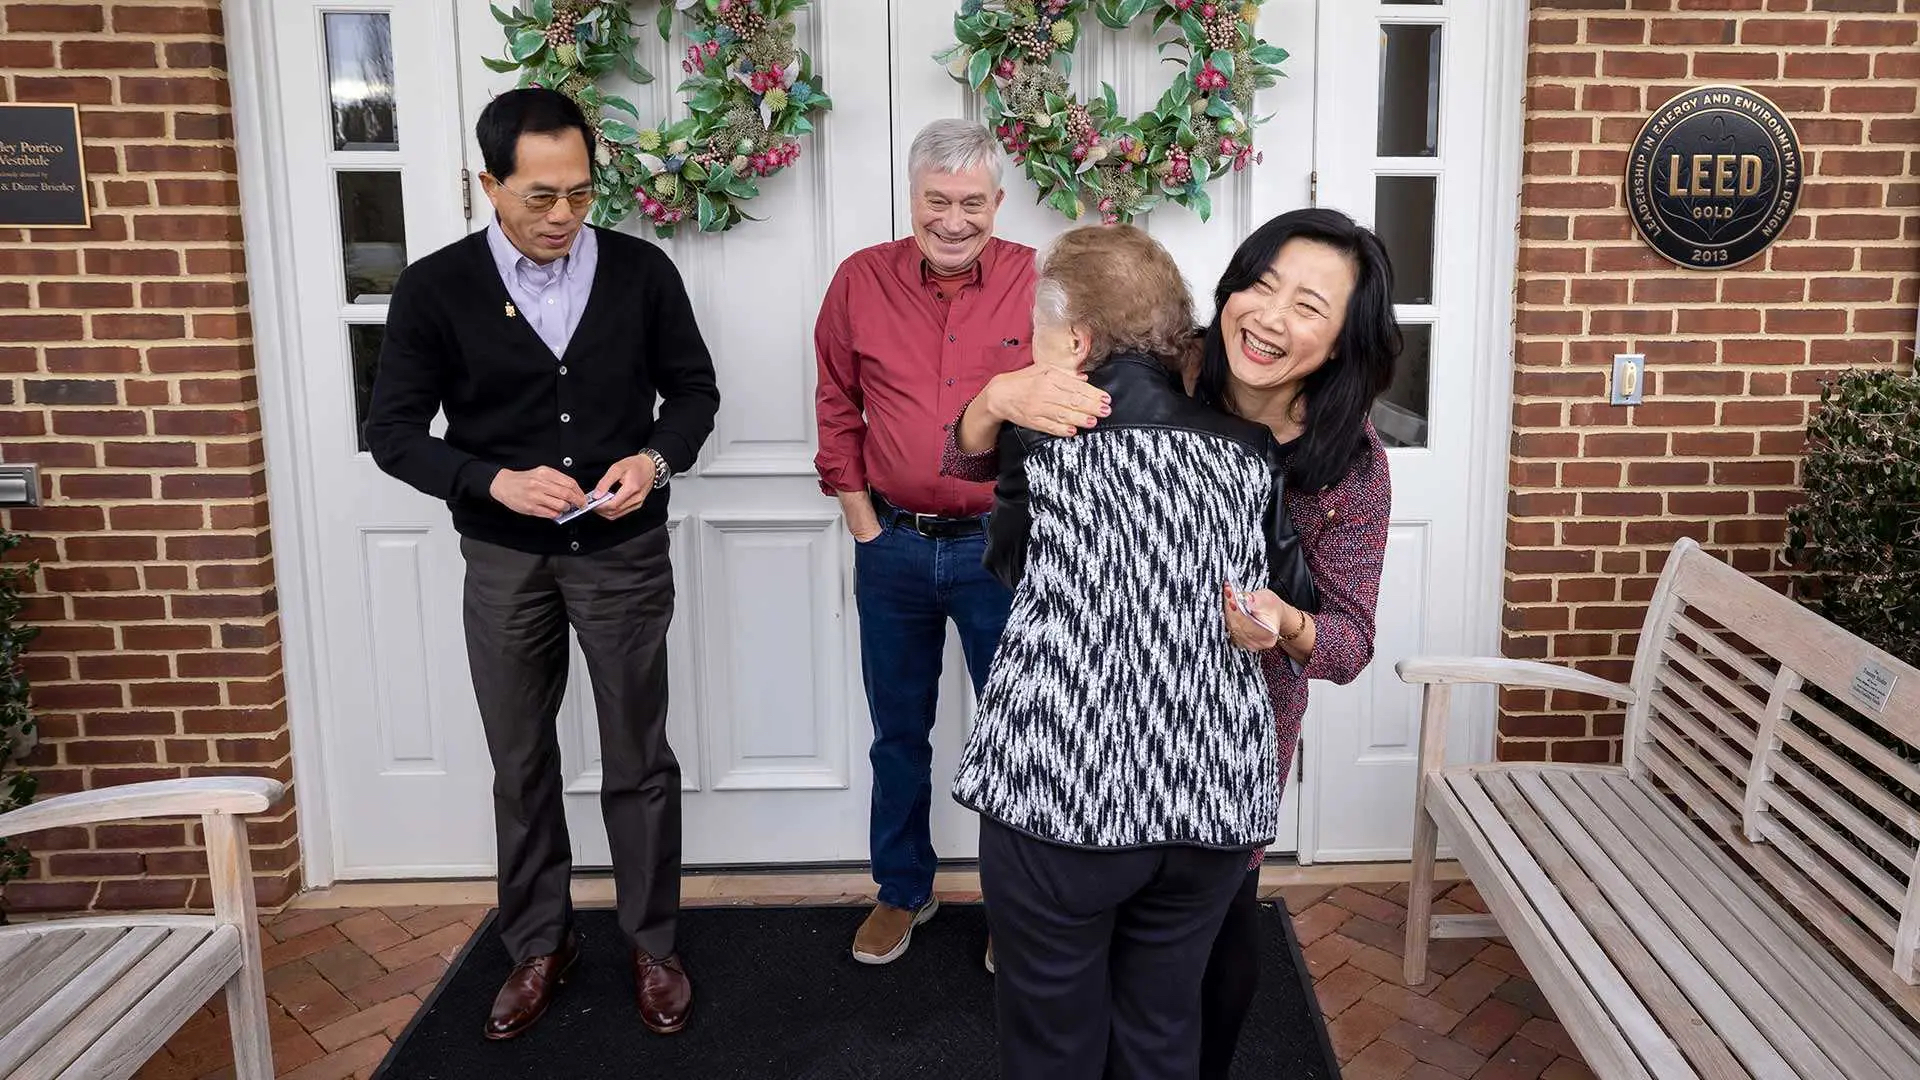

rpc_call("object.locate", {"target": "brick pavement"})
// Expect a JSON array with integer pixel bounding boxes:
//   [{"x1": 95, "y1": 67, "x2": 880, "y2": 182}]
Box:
[{"x1": 132, "y1": 882, "x2": 1592, "y2": 1080}]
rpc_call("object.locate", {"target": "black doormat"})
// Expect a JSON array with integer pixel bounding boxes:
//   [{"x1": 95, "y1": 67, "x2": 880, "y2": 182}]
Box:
[{"x1": 373, "y1": 902, "x2": 1339, "y2": 1079}]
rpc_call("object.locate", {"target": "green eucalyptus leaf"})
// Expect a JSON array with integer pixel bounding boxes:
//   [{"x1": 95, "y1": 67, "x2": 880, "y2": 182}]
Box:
[
  {"x1": 482, "y1": 55, "x2": 522, "y2": 73},
  {"x1": 532, "y1": 0, "x2": 553, "y2": 23}
]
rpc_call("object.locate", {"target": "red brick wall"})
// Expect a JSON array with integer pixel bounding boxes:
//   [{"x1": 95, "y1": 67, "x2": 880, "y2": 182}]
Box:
[
  {"x1": 1503, "y1": 0, "x2": 1920, "y2": 761},
  {"x1": 0, "y1": 0, "x2": 298, "y2": 912}
]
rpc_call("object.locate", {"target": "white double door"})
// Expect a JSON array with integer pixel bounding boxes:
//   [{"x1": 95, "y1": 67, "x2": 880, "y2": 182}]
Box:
[{"x1": 266, "y1": 0, "x2": 1507, "y2": 881}]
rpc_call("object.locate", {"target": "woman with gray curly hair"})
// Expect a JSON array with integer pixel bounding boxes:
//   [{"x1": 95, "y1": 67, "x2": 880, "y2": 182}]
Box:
[{"x1": 950, "y1": 223, "x2": 1317, "y2": 1080}]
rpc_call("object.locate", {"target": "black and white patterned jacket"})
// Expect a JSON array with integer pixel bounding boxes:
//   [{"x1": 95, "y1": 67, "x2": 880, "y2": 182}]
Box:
[{"x1": 951, "y1": 352, "x2": 1319, "y2": 850}]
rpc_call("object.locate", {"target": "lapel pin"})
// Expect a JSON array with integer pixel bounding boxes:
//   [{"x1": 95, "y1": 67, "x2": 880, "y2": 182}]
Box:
[{"x1": 504, "y1": 302, "x2": 518, "y2": 318}]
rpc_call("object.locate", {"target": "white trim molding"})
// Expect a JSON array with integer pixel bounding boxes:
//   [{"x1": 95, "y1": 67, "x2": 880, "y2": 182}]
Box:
[{"x1": 225, "y1": 0, "x2": 338, "y2": 887}]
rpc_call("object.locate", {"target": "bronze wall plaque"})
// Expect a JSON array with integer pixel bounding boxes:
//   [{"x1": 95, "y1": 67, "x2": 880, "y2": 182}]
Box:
[
  {"x1": 1625, "y1": 85, "x2": 1803, "y2": 271},
  {"x1": 0, "y1": 103, "x2": 90, "y2": 229}
]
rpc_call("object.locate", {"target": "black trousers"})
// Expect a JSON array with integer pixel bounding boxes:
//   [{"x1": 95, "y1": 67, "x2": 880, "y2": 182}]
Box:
[
  {"x1": 461, "y1": 528, "x2": 680, "y2": 961},
  {"x1": 1198, "y1": 868, "x2": 1263, "y2": 1080},
  {"x1": 979, "y1": 817, "x2": 1252, "y2": 1080}
]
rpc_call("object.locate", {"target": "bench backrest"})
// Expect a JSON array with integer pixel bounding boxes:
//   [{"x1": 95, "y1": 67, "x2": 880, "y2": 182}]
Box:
[{"x1": 1624, "y1": 538, "x2": 1920, "y2": 1010}]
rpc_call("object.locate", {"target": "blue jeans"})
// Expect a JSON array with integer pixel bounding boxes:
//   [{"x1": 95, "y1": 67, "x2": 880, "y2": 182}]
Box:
[{"x1": 854, "y1": 520, "x2": 1012, "y2": 911}]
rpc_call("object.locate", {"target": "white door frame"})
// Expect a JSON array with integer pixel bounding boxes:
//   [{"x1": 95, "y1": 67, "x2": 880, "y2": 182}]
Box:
[
  {"x1": 1294, "y1": 0, "x2": 1527, "y2": 863},
  {"x1": 226, "y1": 0, "x2": 1526, "y2": 887},
  {"x1": 226, "y1": 0, "x2": 345, "y2": 886}
]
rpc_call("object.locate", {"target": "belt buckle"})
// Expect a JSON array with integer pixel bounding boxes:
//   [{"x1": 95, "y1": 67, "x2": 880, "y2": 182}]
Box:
[{"x1": 912, "y1": 511, "x2": 936, "y2": 537}]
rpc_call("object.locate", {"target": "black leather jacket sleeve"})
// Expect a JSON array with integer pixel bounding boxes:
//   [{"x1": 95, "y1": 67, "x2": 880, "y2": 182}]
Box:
[
  {"x1": 1265, "y1": 439, "x2": 1321, "y2": 614},
  {"x1": 982, "y1": 425, "x2": 1035, "y2": 591}
]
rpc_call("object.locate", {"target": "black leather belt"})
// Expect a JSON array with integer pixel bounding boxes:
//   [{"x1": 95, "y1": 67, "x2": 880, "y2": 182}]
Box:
[{"x1": 870, "y1": 491, "x2": 985, "y2": 539}]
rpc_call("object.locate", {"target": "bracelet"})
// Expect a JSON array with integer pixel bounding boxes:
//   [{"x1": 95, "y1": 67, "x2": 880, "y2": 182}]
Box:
[{"x1": 1278, "y1": 609, "x2": 1310, "y2": 643}]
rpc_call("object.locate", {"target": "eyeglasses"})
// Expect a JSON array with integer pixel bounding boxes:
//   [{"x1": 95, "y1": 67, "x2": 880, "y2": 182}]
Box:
[{"x1": 493, "y1": 178, "x2": 595, "y2": 215}]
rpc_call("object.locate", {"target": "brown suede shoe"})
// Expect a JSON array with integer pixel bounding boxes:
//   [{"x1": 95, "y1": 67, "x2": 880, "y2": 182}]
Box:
[
  {"x1": 852, "y1": 897, "x2": 939, "y2": 965},
  {"x1": 485, "y1": 930, "x2": 579, "y2": 1040},
  {"x1": 634, "y1": 950, "x2": 692, "y2": 1034}
]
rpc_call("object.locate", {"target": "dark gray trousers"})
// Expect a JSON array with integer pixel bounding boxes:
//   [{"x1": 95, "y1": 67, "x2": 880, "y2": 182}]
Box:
[
  {"x1": 461, "y1": 527, "x2": 680, "y2": 962},
  {"x1": 979, "y1": 817, "x2": 1252, "y2": 1080}
]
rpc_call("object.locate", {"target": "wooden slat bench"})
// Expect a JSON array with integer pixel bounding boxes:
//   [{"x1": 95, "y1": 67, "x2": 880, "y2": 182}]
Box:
[
  {"x1": 1402, "y1": 537, "x2": 1920, "y2": 1079},
  {"x1": 0, "y1": 777, "x2": 284, "y2": 1080}
]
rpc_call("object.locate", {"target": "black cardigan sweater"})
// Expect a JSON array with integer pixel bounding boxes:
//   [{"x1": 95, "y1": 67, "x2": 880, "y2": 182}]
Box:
[{"x1": 365, "y1": 226, "x2": 719, "y2": 554}]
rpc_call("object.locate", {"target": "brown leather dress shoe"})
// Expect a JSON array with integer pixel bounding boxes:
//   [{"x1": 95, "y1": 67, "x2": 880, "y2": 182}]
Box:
[
  {"x1": 485, "y1": 931, "x2": 579, "y2": 1041},
  {"x1": 634, "y1": 949, "x2": 692, "y2": 1034}
]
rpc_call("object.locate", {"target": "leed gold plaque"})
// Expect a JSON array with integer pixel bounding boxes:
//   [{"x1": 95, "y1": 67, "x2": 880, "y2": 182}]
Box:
[{"x1": 1625, "y1": 85, "x2": 1804, "y2": 271}]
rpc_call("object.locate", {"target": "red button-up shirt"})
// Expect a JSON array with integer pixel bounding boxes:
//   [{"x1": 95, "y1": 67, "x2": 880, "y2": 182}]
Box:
[{"x1": 814, "y1": 236, "x2": 1036, "y2": 517}]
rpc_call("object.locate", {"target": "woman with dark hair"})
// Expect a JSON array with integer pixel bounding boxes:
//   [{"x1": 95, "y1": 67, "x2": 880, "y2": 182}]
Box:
[
  {"x1": 1191, "y1": 208, "x2": 1397, "y2": 1079},
  {"x1": 947, "y1": 208, "x2": 1397, "y2": 1078}
]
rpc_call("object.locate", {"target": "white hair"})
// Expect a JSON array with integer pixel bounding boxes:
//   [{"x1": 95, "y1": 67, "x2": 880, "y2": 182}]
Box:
[
  {"x1": 908, "y1": 119, "x2": 1003, "y2": 190},
  {"x1": 1032, "y1": 277, "x2": 1070, "y2": 329}
]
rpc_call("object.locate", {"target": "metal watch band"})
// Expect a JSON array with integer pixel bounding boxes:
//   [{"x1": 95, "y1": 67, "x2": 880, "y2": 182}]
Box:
[{"x1": 643, "y1": 448, "x2": 671, "y2": 489}]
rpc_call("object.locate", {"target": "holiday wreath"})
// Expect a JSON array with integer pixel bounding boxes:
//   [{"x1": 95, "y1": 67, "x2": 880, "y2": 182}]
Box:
[
  {"x1": 487, "y1": 0, "x2": 832, "y2": 236},
  {"x1": 937, "y1": 0, "x2": 1286, "y2": 223}
]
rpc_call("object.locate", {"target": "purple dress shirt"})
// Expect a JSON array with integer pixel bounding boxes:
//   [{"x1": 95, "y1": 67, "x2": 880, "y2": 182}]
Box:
[{"x1": 486, "y1": 221, "x2": 598, "y2": 359}]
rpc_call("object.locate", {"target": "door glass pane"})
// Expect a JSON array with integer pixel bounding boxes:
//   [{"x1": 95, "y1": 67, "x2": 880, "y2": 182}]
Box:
[
  {"x1": 325, "y1": 12, "x2": 398, "y2": 151},
  {"x1": 1373, "y1": 323, "x2": 1430, "y2": 448},
  {"x1": 1379, "y1": 25, "x2": 1441, "y2": 156},
  {"x1": 1383, "y1": 0, "x2": 1443, "y2": 5},
  {"x1": 349, "y1": 323, "x2": 383, "y2": 452},
  {"x1": 338, "y1": 171, "x2": 406, "y2": 303},
  {"x1": 1375, "y1": 175, "x2": 1436, "y2": 306}
]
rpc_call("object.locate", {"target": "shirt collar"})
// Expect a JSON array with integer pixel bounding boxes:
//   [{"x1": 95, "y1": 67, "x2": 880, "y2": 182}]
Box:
[
  {"x1": 918, "y1": 248, "x2": 987, "y2": 290},
  {"x1": 487, "y1": 220, "x2": 594, "y2": 284}
]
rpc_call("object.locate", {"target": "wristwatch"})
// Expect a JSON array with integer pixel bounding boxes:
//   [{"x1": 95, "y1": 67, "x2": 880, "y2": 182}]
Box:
[{"x1": 640, "y1": 448, "x2": 672, "y2": 489}]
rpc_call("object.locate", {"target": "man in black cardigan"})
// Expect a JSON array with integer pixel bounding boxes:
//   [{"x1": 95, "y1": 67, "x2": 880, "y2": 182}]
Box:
[{"x1": 365, "y1": 88, "x2": 718, "y2": 1041}]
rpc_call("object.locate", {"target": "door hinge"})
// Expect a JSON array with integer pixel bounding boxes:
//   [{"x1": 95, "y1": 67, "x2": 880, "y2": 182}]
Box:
[
  {"x1": 1308, "y1": 170, "x2": 1318, "y2": 207},
  {"x1": 461, "y1": 168, "x2": 472, "y2": 220}
]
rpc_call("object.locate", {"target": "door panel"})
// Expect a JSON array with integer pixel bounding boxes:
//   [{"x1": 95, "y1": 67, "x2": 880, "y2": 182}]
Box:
[
  {"x1": 890, "y1": 0, "x2": 1321, "y2": 857},
  {"x1": 1306, "y1": 0, "x2": 1497, "y2": 860}
]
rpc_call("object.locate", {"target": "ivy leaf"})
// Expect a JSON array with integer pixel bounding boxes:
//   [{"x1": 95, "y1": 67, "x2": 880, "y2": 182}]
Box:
[
  {"x1": 1120, "y1": 0, "x2": 1151, "y2": 23},
  {"x1": 1205, "y1": 95, "x2": 1233, "y2": 119},
  {"x1": 697, "y1": 192, "x2": 720, "y2": 231},
  {"x1": 1094, "y1": 0, "x2": 1129, "y2": 30},
  {"x1": 601, "y1": 120, "x2": 640, "y2": 145},
  {"x1": 1047, "y1": 187, "x2": 1080, "y2": 218},
  {"x1": 491, "y1": 3, "x2": 520, "y2": 26},
  {"x1": 1189, "y1": 187, "x2": 1212, "y2": 222},
  {"x1": 1191, "y1": 154, "x2": 1211, "y2": 186},
  {"x1": 509, "y1": 28, "x2": 547, "y2": 62},
  {"x1": 790, "y1": 115, "x2": 815, "y2": 135},
  {"x1": 532, "y1": 0, "x2": 553, "y2": 23},
  {"x1": 1102, "y1": 81, "x2": 1119, "y2": 117},
  {"x1": 1213, "y1": 50, "x2": 1235, "y2": 81},
  {"x1": 658, "y1": 5, "x2": 673, "y2": 40},
  {"x1": 604, "y1": 94, "x2": 640, "y2": 118},
  {"x1": 966, "y1": 47, "x2": 993, "y2": 90},
  {"x1": 482, "y1": 55, "x2": 522, "y2": 74}
]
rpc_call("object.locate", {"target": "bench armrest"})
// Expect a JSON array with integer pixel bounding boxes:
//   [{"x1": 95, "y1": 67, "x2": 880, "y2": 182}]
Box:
[
  {"x1": 0, "y1": 777, "x2": 286, "y2": 840},
  {"x1": 1396, "y1": 656, "x2": 1637, "y2": 704}
]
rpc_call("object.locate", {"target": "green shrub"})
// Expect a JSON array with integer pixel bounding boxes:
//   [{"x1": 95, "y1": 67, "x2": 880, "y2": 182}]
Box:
[
  {"x1": 1783, "y1": 368, "x2": 1920, "y2": 669},
  {"x1": 0, "y1": 527, "x2": 38, "y2": 916}
]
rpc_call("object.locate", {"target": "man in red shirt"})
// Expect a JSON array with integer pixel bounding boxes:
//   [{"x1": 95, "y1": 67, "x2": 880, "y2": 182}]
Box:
[{"x1": 815, "y1": 120, "x2": 1100, "y2": 964}]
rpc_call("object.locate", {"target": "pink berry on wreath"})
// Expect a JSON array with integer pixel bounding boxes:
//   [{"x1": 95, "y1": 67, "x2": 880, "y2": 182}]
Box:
[
  {"x1": 705, "y1": 40, "x2": 720, "y2": 57},
  {"x1": 1202, "y1": 4, "x2": 1216, "y2": 18},
  {"x1": 996, "y1": 59, "x2": 1016, "y2": 78}
]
